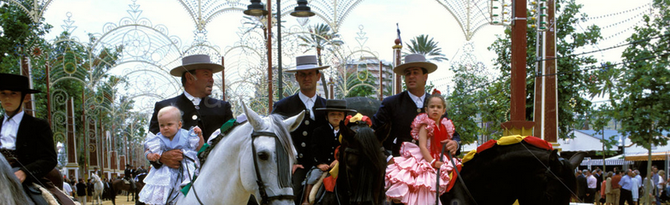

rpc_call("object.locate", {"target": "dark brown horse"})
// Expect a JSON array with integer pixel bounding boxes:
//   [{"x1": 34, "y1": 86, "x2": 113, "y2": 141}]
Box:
[
  {"x1": 441, "y1": 139, "x2": 585, "y2": 205},
  {"x1": 111, "y1": 175, "x2": 143, "y2": 203},
  {"x1": 312, "y1": 119, "x2": 389, "y2": 205}
]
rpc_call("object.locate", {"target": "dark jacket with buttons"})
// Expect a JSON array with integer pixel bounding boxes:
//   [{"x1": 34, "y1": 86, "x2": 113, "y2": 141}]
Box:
[
  {"x1": 0, "y1": 114, "x2": 57, "y2": 184},
  {"x1": 310, "y1": 124, "x2": 340, "y2": 166},
  {"x1": 372, "y1": 91, "x2": 461, "y2": 157},
  {"x1": 272, "y1": 93, "x2": 327, "y2": 168},
  {"x1": 149, "y1": 93, "x2": 233, "y2": 142}
]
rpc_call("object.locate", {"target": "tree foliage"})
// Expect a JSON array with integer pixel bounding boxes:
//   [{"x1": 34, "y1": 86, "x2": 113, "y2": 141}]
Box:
[
  {"x1": 611, "y1": 0, "x2": 670, "y2": 149},
  {"x1": 404, "y1": 34, "x2": 448, "y2": 62},
  {"x1": 486, "y1": 0, "x2": 599, "y2": 139},
  {"x1": 298, "y1": 23, "x2": 343, "y2": 99},
  {"x1": 447, "y1": 65, "x2": 490, "y2": 144}
]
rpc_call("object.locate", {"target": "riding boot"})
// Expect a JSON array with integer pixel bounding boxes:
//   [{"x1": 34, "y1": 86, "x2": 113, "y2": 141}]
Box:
[{"x1": 301, "y1": 184, "x2": 314, "y2": 205}]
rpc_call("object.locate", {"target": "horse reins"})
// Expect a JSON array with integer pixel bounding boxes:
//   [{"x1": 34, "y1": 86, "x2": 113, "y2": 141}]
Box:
[
  {"x1": 250, "y1": 130, "x2": 294, "y2": 205},
  {"x1": 519, "y1": 142, "x2": 583, "y2": 203},
  {"x1": 438, "y1": 143, "x2": 478, "y2": 205}
]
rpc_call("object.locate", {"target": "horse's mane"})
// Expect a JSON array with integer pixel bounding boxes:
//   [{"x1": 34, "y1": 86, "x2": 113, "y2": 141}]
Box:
[
  {"x1": 343, "y1": 124, "x2": 386, "y2": 204},
  {"x1": 0, "y1": 156, "x2": 30, "y2": 205},
  {"x1": 354, "y1": 125, "x2": 385, "y2": 173},
  {"x1": 270, "y1": 114, "x2": 296, "y2": 187}
]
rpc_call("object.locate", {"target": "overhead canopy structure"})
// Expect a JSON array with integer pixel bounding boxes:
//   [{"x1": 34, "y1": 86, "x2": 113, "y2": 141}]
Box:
[
  {"x1": 625, "y1": 152, "x2": 670, "y2": 161},
  {"x1": 580, "y1": 155, "x2": 633, "y2": 166}
]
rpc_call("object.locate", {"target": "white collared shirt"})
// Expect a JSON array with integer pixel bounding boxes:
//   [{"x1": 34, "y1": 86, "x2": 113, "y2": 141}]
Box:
[
  {"x1": 184, "y1": 91, "x2": 202, "y2": 107},
  {"x1": 1, "y1": 111, "x2": 25, "y2": 150},
  {"x1": 298, "y1": 92, "x2": 317, "y2": 120},
  {"x1": 407, "y1": 92, "x2": 425, "y2": 109},
  {"x1": 329, "y1": 123, "x2": 339, "y2": 136}
]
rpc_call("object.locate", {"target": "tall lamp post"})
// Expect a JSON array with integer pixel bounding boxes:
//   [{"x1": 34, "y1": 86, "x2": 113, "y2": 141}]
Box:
[{"x1": 245, "y1": 0, "x2": 315, "y2": 112}]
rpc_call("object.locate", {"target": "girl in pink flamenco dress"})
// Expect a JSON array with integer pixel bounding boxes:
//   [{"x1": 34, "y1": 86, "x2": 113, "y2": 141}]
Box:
[{"x1": 385, "y1": 93, "x2": 461, "y2": 205}]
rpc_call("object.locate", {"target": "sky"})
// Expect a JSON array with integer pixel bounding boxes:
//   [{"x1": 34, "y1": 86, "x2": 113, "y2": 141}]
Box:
[{"x1": 36, "y1": 0, "x2": 653, "y2": 112}]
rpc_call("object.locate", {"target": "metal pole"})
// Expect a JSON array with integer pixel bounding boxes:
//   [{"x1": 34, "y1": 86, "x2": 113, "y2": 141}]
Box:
[
  {"x1": 393, "y1": 39, "x2": 402, "y2": 94},
  {"x1": 501, "y1": 0, "x2": 535, "y2": 136},
  {"x1": 544, "y1": 0, "x2": 558, "y2": 143},
  {"x1": 510, "y1": 0, "x2": 527, "y2": 122},
  {"x1": 277, "y1": 0, "x2": 283, "y2": 100},
  {"x1": 222, "y1": 56, "x2": 226, "y2": 101},
  {"x1": 379, "y1": 61, "x2": 383, "y2": 100},
  {"x1": 533, "y1": 3, "x2": 544, "y2": 138},
  {"x1": 46, "y1": 63, "x2": 51, "y2": 126},
  {"x1": 267, "y1": 0, "x2": 273, "y2": 112}
]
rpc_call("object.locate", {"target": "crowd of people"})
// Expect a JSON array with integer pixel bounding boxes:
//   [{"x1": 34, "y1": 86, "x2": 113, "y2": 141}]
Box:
[
  {"x1": 60, "y1": 170, "x2": 147, "y2": 205},
  {"x1": 575, "y1": 165, "x2": 669, "y2": 205}
]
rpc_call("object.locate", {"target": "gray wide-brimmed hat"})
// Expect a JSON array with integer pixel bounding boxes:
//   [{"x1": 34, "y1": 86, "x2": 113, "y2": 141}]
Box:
[
  {"x1": 283, "y1": 55, "x2": 330, "y2": 73},
  {"x1": 0, "y1": 73, "x2": 41, "y2": 93},
  {"x1": 169, "y1": 54, "x2": 224, "y2": 77},
  {"x1": 393, "y1": 54, "x2": 437, "y2": 75},
  {"x1": 315, "y1": 99, "x2": 357, "y2": 113}
]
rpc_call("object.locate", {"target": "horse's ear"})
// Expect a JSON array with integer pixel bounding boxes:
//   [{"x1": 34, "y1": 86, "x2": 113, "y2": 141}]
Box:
[
  {"x1": 242, "y1": 102, "x2": 263, "y2": 130},
  {"x1": 283, "y1": 110, "x2": 305, "y2": 132},
  {"x1": 340, "y1": 120, "x2": 355, "y2": 142},
  {"x1": 568, "y1": 152, "x2": 587, "y2": 169}
]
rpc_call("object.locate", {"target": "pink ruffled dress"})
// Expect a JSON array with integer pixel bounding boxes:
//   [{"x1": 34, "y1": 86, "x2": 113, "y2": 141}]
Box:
[{"x1": 385, "y1": 113, "x2": 461, "y2": 205}]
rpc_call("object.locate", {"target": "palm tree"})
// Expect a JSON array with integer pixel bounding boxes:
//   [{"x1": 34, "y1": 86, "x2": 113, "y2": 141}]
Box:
[
  {"x1": 404, "y1": 34, "x2": 448, "y2": 62},
  {"x1": 298, "y1": 23, "x2": 343, "y2": 98}
]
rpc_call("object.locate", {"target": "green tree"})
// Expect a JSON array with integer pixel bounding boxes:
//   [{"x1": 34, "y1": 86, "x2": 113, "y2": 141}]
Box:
[
  {"x1": 487, "y1": 0, "x2": 599, "y2": 139},
  {"x1": 447, "y1": 65, "x2": 490, "y2": 144},
  {"x1": 404, "y1": 34, "x2": 448, "y2": 62},
  {"x1": 0, "y1": 1, "x2": 52, "y2": 74},
  {"x1": 299, "y1": 23, "x2": 343, "y2": 98},
  {"x1": 590, "y1": 104, "x2": 618, "y2": 159},
  {"x1": 337, "y1": 70, "x2": 377, "y2": 98},
  {"x1": 611, "y1": 0, "x2": 669, "y2": 180}
]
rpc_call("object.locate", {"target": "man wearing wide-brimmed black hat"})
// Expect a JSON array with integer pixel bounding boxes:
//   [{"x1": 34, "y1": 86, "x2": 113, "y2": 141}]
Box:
[
  {"x1": 371, "y1": 54, "x2": 460, "y2": 159},
  {"x1": 148, "y1": 54, "x2": 234, "y2": 169},
  {"x1": 0, "y1": 73, "x2": 74, "y2": 205},
  {"x1": 272, "y1": 55, "x2": 329, "y2": 204}
]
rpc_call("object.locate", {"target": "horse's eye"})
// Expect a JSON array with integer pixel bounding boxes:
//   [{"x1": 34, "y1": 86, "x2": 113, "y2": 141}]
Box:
[{"x1": 258, "y1": 152, "x2": 269, "y2": 160}]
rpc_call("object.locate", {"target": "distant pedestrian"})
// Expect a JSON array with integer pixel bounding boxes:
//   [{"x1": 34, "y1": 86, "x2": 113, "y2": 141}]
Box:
[{"x1": 76, "y1": 178, "x2": 87, "y2": 205}]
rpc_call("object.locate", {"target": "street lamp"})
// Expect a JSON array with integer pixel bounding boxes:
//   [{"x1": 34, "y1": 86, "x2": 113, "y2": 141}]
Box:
[{"x1": 245, "y1": 0, "x2": 314, "y2": 112}]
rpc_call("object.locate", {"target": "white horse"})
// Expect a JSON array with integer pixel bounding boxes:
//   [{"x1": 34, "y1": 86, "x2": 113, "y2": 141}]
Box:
[
  {"x1": 177, "y1": 104, "x2": 303, "y2": 205},
  {"x1": 91, "y1": 173, "x2": 104, "y2": 205},
  {"x1": 0, "y1": 156, "x2": 31, "y2": 205}
]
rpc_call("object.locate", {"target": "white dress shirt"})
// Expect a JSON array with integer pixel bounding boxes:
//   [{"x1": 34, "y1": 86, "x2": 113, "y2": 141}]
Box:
[
  {"x1": 298, "y1": 92, "x2": 317, "y2": 120},
  {"x1": 407, "y1": 92, "x2": 425, "y2": 109},
  {"x1": 184, "y1": 91, "x2": 202, "y2": 107},
  {"x1": 1, "y1": 111, "x2": 25, "y2": 150}
]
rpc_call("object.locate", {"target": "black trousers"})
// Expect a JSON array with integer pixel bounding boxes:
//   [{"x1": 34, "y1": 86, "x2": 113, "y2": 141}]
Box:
[
  {"x1": 620, "y1": 188, "x2": 634, "y2": 205},
  {"x1": 585, "y1": 188, "x2": 597, "y2": 203},
  {"x1": 292, "y1": 168, "x2": 309, "y2": 205}
]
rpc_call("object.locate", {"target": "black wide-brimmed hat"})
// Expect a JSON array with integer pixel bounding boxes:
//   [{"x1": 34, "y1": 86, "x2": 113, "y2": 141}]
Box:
[
  {"x1": 169, "y1": 54, "x2": 224, "y2": 77},
  {"x1": 315, "y1": 99, "x2": 357, "y2": 113},
  {"x1": 0, "y1": 73, "x2": 41, "y2": 93}
]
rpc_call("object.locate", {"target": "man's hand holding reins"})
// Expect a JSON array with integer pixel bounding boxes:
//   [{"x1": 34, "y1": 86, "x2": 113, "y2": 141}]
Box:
[
  {"x1": 441, "y1": 139, "x2": 458, "y2": 156},
  {"x1": 160, "y1": 149, "x2": 183, "y2": 169}
]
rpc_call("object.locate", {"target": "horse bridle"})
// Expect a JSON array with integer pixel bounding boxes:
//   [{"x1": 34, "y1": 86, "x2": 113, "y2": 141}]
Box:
[
  {"x1": 250, "y1": 131, "x2": 294, "y2": 205},
  {"x1": 180, "y1": 130, "x2": 294, "y2": 205}
]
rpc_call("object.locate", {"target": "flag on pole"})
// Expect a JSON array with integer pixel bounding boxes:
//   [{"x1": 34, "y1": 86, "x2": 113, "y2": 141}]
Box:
[{"x1": 396, "y1": 23, "x2": 402, "y2": 46}]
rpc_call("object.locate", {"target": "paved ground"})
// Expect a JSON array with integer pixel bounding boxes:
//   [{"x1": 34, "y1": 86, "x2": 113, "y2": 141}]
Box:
[{"x1": 77, "y1": 195, "x2": 138, "y2": 205}]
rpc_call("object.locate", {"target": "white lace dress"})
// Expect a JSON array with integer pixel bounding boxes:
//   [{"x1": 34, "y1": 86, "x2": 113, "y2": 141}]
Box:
[{"x1": 139, "y1": 128, "x2": 201, "y2": 205}]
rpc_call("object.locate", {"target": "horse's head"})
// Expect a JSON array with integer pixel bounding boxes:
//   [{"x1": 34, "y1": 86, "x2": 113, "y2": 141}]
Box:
[
  {"x1": 541, "y1": 151, "x2": 585, "y2": 205},
  {"x1": 240, "y1": 103, "x2": 304, "y2": 205},
  {"x1": 338, "y1": 115, "x2": 386, "y2": 205}
]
